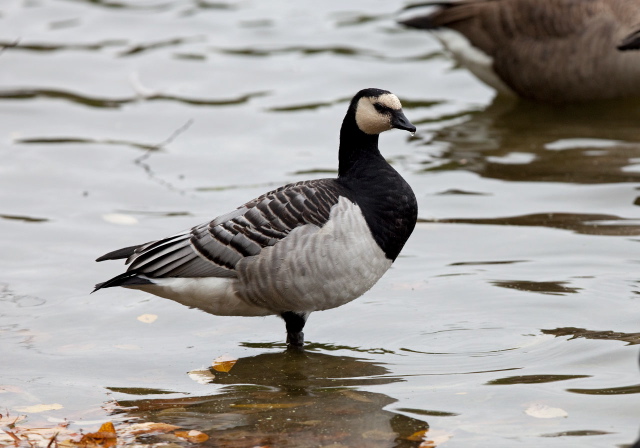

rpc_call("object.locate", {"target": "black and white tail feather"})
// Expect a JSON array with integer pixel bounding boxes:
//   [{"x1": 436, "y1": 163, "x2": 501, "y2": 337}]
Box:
[{"x1": 95, "y1": 88, "x2": 418, "y2": 347}]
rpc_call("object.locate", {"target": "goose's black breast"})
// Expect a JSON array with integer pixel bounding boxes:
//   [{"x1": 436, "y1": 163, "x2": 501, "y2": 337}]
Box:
[{"x1": 337, "y1": 159, "x2": 417, "y2": 261}]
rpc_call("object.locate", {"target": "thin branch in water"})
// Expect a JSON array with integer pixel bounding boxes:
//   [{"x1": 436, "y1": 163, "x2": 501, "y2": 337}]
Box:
[
  {"x1": 134, "y1": 118, "x2": 193, "y2": 163},
  {"x1": 46, "y1": 432, "x2": 58, "y2": 448},
  {"x1": 134, "y1": 119, "x2": 195, "y2": 195}
]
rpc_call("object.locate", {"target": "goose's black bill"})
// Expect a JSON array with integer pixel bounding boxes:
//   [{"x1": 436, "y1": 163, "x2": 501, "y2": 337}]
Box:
[{"x1": 391, "y1": 110, "x2": 416, "y2": 133}]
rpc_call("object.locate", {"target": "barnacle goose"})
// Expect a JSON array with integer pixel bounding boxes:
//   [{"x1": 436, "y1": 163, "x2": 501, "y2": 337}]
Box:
[
  {"x1": 94, "y1": 88, "x2": 417, "y2": 347},
  {"x1": 400, "y1": 0, "x2": 640, "y2": 103}
]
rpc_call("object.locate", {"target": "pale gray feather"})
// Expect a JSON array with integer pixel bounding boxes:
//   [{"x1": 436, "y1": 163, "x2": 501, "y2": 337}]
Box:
[{"x1": 116, "y1": 178, "x2": 345, "y2": 280}]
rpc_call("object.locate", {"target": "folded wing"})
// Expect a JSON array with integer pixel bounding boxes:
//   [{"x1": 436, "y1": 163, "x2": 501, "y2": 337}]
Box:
[{"x1": 95, "y1": 179, "x2": 345, "y2": 290}]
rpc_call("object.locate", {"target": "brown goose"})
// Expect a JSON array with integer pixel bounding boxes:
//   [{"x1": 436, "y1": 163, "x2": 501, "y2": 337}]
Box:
[{"x1": 400, "y1": 0, "x2": 640, "y2": 103}]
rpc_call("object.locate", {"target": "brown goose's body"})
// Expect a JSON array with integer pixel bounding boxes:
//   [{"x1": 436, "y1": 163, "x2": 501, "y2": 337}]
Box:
[{"x1": 401, "y1": 0, "x2": 640, "y2": 103}]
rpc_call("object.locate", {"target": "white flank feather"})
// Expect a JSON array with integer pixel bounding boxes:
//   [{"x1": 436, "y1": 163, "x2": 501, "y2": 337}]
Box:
[{"x1": 130, "y1": 277, "x2": 272, "y2": 316}]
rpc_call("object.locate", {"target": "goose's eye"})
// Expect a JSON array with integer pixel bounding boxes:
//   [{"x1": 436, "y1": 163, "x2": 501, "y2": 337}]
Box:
[{"x1": 373, "y1": 103, "x2": 389, "y2": 114}]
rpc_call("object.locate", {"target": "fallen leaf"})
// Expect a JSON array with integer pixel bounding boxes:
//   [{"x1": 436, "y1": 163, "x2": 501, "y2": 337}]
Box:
[
  {"x1": 126, "y1": 422, "x2": 181, "y2": 435},
  {"x1": 137, "y1": 314, "x2": 158, "y2": 324},
  {"x1": 103, "y1": 214, "x2": 138, "y2": 225},
  {"x1": 15, "y1": 403, "x2": 64, "y2": 413},
  {"x1": 405, "y1": 429, "x2": 429, "y2": 442},
  {"x1": 212, "y1": 354, "x2": 237, "y2": 373},
  {"x1": 174, "y1": 430, "x2": 209, "y2": 443},
  {"x1": 187, "y1": 369, "x2": 216, "y2": 384},
  {"x1": 525, "y1": 403, "x2": 568, "y2": 419},
  {"x1": 79, "y1": 421, "x2": 117, "y2": 447},
  {"x1": 98, "y1": 422, "x2": 116, "y2": 434}
]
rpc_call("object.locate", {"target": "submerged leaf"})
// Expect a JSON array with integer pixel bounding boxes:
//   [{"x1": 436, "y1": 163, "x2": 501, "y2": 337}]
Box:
[
  {"x1": 14, "y1": 404, "x2": 63, "y2": 413},
  {"x1": 79, "y1": 422, "x2": 117, "y2": 447},
  {"x1": 136, "y1": 314, "x2": 158, "y2": 324},
  {"x1": 525, "y1": 403, "x2": 568, "y2": 419},
  {"x1": 212, "y1": 354, "x2": 237, "y2": 372},
  {"x1": 405, "y1": 429, "x2": 429, "y2": 442},
  {"x1": 187, "y1": 369, "x2": 216, "y2": 384},
  {"x1": 126, "y1": 422, "x2": 181, "y2": 435},
  {"x1": 174, "y1": 430, "x2": 209, "y2": 443}
]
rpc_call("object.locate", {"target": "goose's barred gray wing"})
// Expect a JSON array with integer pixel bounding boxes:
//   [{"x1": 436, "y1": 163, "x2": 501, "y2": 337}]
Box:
[{"x1": 94, "y1": 179, "x2": 345, "y2": 290}]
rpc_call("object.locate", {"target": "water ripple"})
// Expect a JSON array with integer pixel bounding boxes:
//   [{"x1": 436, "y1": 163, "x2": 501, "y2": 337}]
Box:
[
  {"x1": 119, "y1": 36, "x2": 205, "y2": 57},
  {"x1": 542, "y1": 327, "x2": 640, "y2": 345},
  {"x1": 0, "y1": 213, "x2": 49, "y2": 223},
  {"x1": 63, "y1": 0, "x2": 175, "y2": 11},
  {"x1": 0, "y1": 39, "x2": 127, "y2": 53},
  {"x1": 0, "y1": 88, "x2": 267, "y2": 109},
  {"x1": 420, "y1": 213, "x2": 640, "y2": 236},
  {"x1": 486, "y1": 374, "x2": 590, "y2": 385},
  {"x1": 15, "y1": 136, "x2": 164, "y2": 151}
]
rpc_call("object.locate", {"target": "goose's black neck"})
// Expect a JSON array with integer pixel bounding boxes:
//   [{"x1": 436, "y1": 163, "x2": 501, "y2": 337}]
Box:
[
  {"x1": 334, "y1": 101, "x2": 417, "y2": 262},
  {"x1": 338, "y1": 108, "x2": 382, "y2": 177}
]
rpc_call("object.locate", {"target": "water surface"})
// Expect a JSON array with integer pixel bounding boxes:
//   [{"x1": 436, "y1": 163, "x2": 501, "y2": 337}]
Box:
[{"x1": 0, "y1": 1, "x2": 638, "y2": 446}]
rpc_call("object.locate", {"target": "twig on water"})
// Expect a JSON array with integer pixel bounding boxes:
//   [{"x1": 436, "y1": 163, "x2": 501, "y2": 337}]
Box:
[
  {"x1": 134, "y1": 119, "x2": 195, "y2": 195},
  {"x1": 46, "y1": 432, "x2": 58, "y2": 448},
  {"x1": 134, "y1": 118, "x2": 194, "y2": 164}
]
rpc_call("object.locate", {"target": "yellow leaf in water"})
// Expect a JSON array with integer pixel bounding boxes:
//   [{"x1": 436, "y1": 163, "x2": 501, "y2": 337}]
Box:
[
  {"x1": 212, "y1": 354, "x2": 237, "y2": 372},
  {"x1": 137, "y1": 314, "x2": 158, "y2": 324},
  {"x1": 174, "y1": 430, "x2": 209, "y2": 443},
  {"x1": 14, "y1": 403, "x2": 64, "y2": 413},
  {"x1": 80, "y1": 421, "x2": 117, "y2": 447},
  {"x1": 98, "y1": 422, "x2": 116, "y2": 434},
  {"x1": 405, "y1": 429, "x2": 429, "y2": 442}
]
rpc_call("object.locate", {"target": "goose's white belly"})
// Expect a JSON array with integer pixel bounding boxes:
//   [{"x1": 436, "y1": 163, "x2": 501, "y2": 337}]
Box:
[
  {"x1": 128, "y1": 197, "x2": 392, "y2": 316},
  {"x1": 236, "y1": 197, "x2": 392, "y2": 312},
  {"x1": 131, "y1": 277, "x2": 273, "y2": 316}
]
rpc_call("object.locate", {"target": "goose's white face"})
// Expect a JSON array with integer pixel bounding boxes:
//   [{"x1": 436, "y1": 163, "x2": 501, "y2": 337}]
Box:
[{"x1": 355, "y1": 93, "x2": 403, "y2": 135}]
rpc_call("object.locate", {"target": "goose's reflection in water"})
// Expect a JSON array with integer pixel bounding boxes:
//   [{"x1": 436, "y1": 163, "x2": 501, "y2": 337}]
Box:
[
  {"x1": 112, "y1": 348, "x2": 432, "y2": 447},
  {"x1": 417, "y1": 97, "x2": 640, "y2": 185}
]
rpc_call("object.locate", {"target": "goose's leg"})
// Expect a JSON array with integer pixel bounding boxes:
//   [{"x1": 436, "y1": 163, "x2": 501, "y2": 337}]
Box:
[{"x1": 281, "y1": 311, "x2": 310, "y2": 347}]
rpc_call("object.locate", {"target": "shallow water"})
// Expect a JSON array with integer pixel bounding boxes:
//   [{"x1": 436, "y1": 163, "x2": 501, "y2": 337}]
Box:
[{"x1": 1, "y1": 0, "x2": 639, "y2": 446}]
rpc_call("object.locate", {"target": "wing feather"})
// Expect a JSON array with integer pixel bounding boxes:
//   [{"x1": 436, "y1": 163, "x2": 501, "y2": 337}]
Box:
[{"x1": 99, "y1": 178, "x2": 347, "y2": 283}]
